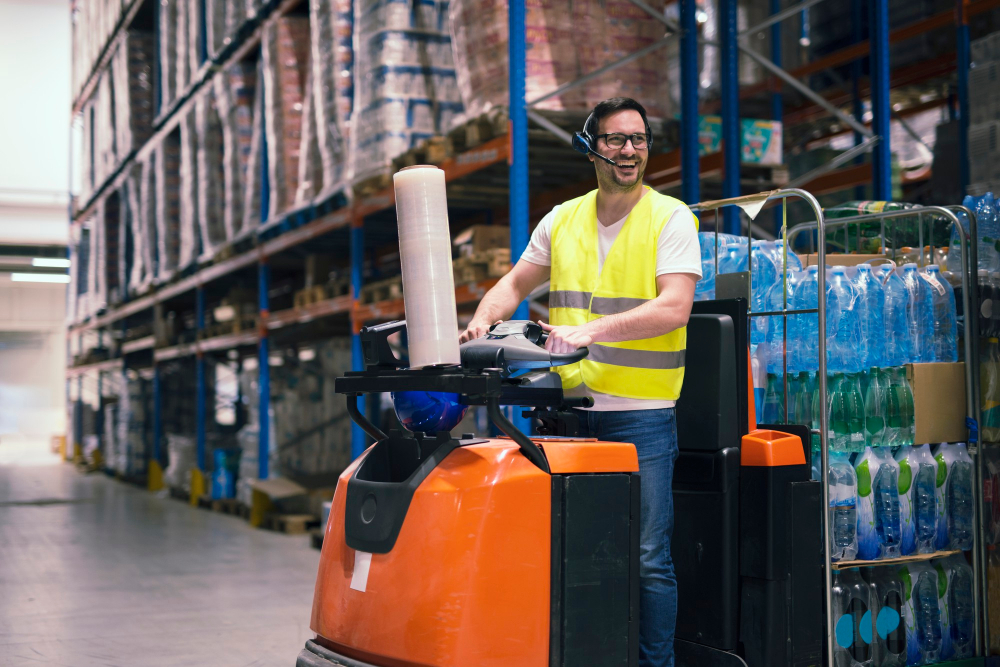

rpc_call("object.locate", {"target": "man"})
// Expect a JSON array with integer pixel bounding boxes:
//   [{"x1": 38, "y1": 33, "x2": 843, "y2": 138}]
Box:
[{"x1": 459, "y1": 97, "x2": 701, "y2": 667}]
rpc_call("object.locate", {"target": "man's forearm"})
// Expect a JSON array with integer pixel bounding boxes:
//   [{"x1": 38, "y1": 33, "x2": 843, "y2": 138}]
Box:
[
  {"x1": 469, "y1": 274, "x2": 523, "y2": 325},
  {"x1": 584, "y1": 298, "x2": 689, "y2": 343}
]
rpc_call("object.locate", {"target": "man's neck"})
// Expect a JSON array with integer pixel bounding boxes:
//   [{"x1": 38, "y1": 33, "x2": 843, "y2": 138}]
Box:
[{"x1": 595, "y1": 185, "x2": 646, "y2": 227}]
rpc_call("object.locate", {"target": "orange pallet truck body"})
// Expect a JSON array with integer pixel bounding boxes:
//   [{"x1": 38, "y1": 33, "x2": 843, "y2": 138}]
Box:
[{"x1": 298, "y1": 320, "x2": 642, "y2": 667}]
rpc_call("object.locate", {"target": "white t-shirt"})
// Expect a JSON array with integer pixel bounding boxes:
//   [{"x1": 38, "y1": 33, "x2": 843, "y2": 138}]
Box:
[{"x1": 520, "y1": 195, "x2": 702, "y2": 411}]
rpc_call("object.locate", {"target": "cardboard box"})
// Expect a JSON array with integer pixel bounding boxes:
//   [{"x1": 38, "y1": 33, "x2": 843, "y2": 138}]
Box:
[
  {"x1": 248, "y1": 475, "x2": 338, "y2": 526},
  {"x1": 797, "y1": 253, "x2": 888, "y2": 268},
  {"x1": 453, "y1": 224, "x2": 510, "y2": 256},
  {"x1": 698, "y1": 116, "x2": 783, "y2": 166},
  {"x1": 906, "y1": 362, "x2": 967, "y2": 445}
]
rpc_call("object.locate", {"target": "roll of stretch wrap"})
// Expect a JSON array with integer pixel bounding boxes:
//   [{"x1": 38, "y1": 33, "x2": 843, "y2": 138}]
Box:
[{"x1": 393, "y1": 166, "x2": 461, "y2": 368}]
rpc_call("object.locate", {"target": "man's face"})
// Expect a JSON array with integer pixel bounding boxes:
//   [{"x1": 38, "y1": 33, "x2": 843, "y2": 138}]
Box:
[{"x1": 591, "y1": 109, "x2": 648, "y2": 193}]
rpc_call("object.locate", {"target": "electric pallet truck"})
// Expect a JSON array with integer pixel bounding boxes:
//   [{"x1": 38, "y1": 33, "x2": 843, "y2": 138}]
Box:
[{"x1": 298, "y1": 299, "x2": 825, "y2": 667}]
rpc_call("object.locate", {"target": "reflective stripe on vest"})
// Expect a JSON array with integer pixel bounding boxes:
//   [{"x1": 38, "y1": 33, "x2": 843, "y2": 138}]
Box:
[{"x1": 548, "y1": 187, "x2": 695, "y2": 401}]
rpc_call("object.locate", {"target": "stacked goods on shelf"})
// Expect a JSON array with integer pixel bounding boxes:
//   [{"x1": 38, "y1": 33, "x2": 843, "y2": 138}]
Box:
[
  {"x1": 155, "y1": 131, "x2": 182, "y2": 281},
  {"x1": 270, "y1": 340, "x2": 353, "y2": 478},
  {"x1": 295, "y1": 54, "x2": 324, "y2": 203},
  {"x1": 88, "y1": 202, "x2": 108, "y2": 314},
  {"x1": 215, "y1": 61, "x2": 259, "y2": 238},
  {"x1": 970, "y1": 33, "x2": 1000, "y2": 194},
  {"x1": 163, "y1": 433, "x2": 196, "y2": 491},
  {"x1": 159, "y1": 0, "x2": 181, "y2": 109},
  {"x1": 452, "y1": 224, "x2": 511, "y2": 284},
  {"x1": 262, "y1": 16, "x2": 311, "y2": 218},
  {"x1": 308, "y1": 0, "x2": 353, "y2": 196},
  {"x1": 68, "y1": 223, "x2": 92, "y2": 323},
  {"x1": 195, "y1": 86, "x2": 228, "y2": 258},
  {"x1": 351, "y1": 0, "x2": 464, "y2": 185},
  {"x1": 205, "y1": 0, "x2": 242, "y2": 60},
  {"x1": 71, "y1": 0, "x2": 129, "y2": 97},
  {"x1": 126, "y1": 161, "x2": 151, "y2": 295},
  {"x1": 179, "y1": 111, "x2": 202, "y2": 270},
  {"x1": 113, "y1": 372, "x2": 151, "y2": 477},
  {"x1": 110, "y1": 31, "x2": 155, "y2": 160},
  {"x1": 137, "y1": 155, "x2": 159, "y2": 289},
  {"x1": 103, "y1": 191, "x2": 122, "y2": 305},
  {"x1": 449, "y1": 0, "x2": 670, "y2": 118}
]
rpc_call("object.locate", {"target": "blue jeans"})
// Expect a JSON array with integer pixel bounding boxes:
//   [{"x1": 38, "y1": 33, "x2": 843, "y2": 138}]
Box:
[{"x1": 575, "y1": 408, "x2": 679, "y2": 667}]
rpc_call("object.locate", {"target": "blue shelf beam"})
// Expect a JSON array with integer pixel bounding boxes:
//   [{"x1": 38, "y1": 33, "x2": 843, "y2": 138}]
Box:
[
  {"x1": 195, "y1": 286, "x2": 206, "y2": 473},
  {"x1": 680, "y1": 0, "x2": 700, "y2": 209},
  {"x1": 770, "y1": 0, "x2": 783, "y2": 232},
  {"x1": 509, "y1": 0, "x2": 529, "y2": 322},
  {"x1": 258, "y1": 261, "x2": 271, "y2": 480},
  {"x1": 957, "y1": 0, "x2": 970, "y2": 193},
  {"x1": 152, "y1": 363, "x2": 162, "y2": 467},
  {"x1": 869, "y1": 0, "x2": 892, "y2": 200},
  {"x1": 720, "y1": 0, "x2": 740, "y2": 234},
  {"x1": 350, "y1": 220, "x2": 367, "y2": 460}
]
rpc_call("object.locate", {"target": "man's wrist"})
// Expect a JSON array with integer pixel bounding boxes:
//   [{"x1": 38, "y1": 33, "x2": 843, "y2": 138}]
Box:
[{"x1": 583, "y1": 319, "x2": 605, "y2": 343}]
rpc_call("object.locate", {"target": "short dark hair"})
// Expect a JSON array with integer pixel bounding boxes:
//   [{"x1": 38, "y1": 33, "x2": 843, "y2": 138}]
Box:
[{"x1": 585, "y1": 97, "x2": 652, "y2": 139}]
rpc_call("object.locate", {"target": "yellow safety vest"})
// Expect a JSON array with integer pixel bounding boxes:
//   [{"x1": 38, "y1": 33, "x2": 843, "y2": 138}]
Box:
[{"x1": 549, "y1": 187, "x2": 694, "y2": 401}]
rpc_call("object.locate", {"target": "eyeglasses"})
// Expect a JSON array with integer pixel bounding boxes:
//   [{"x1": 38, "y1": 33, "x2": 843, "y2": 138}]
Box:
[{"x1": 596, "y1": 133, "x2": 650, "y2": 149}]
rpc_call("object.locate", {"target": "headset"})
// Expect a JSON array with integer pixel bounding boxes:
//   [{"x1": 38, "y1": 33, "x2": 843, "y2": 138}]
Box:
[{"x1": 572, "y1": 110, "x2": 654, "y2": 167}]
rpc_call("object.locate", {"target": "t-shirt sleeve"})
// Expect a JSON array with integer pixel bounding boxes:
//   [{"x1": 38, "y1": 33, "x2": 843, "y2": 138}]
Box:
[
  {"x1": 656, "y1": 205, "x2": 703, "y2": 278},
  {"x1": 518, "y1": 205, "x2": 559, "y2": 267}
]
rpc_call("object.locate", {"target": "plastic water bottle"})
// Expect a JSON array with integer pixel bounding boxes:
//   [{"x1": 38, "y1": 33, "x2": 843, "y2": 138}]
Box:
[
  {"x1": 695, "y1": 233, "x2": 717, "y2": 300},
  {"x1": 867, "y1": 567, "x2": 906, "y2": 667},
  {"x1": 828, "y1": 266, "x2": 863, "y2": 374},
  {"x1": 830, "y1": 451, "x2": 859, "y2": 561},
  {"x1": 853, "y1": 264, "x2": 885, "y2": 369},
  {"x1": 885, "y1": 367, "x2": 914, "y2": 448},
  {"x1": 832, "y1": 568, "x2": 875, "y2": 666},
  {"x1": 830, "y1": 372, "x2": 865, "y2": 453},
  {"x1": 718, "y1": 243, "x2": 746, "y2": 275},
  {"x1": 764, "y1": 271, "x2": 801, "y2": 374},
  {"x1": 863, "y1": 368, "x2": 886, "y2": 448},
  {"x1": 936, "y1": 442, "x2": 974, "y2": 551},
  {"x1": 900, "y1": 264, "x2": 933, "y2": 363},
  {"x1": 922, "y1": 265, "x2": 958, "y2": 362},
  {"x1": 877, "y1": 265, "x2": 912, "y2": 367},
  {"x1": 991, "y1": 272, "x2": 1000, "y2": 339},
  {"x1": 761, "y1": 373, "x2": 784, "y2": 425},
  {"x1": 914, "y1": 564, "x2": 943, "y2": 662},
  {"x1": 945, "y1": 554, "x2": 976, "y2": 659},
  {"x1": 856, "y1": 447, "x2": 902, "y2": 560},
  {"x1": 914, "y1": 445, "x2": 939, "y2": 554},
  {"x1": 979, "y1": 269, "x2": 994, "y2": 337}
]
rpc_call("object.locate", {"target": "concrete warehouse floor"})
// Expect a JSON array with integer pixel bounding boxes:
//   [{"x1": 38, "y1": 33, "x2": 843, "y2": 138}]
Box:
[{"x1": 0, "y1": 441, "x2": 320, "y2": 667}]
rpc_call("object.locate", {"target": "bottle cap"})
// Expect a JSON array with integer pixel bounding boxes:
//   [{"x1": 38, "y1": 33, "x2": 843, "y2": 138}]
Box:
[{"x1": 902, "y1": 262, "x2": 917, "y2": 269}]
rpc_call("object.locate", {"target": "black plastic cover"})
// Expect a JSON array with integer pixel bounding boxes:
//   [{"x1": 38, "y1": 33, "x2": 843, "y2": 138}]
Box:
[
  {"x1": 673, "y1": 447, "x2": 741, "y2": 651},
  {"x1": 676, "y1": 313, "x2": 739, "y2": 452},
  {"x1": 549, "y1": 473, "x2": 640, "y2": 667},
  {"x1": 344, "y1": 431, "x2": 485, "y2": 553}
]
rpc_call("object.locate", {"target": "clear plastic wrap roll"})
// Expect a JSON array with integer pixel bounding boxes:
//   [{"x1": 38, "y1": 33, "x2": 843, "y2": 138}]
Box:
[{"x1": 393, "y1": 166, "x2": 460, "y2": 368}]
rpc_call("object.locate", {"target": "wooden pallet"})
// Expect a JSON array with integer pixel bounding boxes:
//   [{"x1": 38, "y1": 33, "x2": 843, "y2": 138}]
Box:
[
  {"x1": 453, "y1": 248, "x2": 511, "y2": 285},
  {"x1": 352, "y1": 173, "x2": 392, "y2": 198},
  {"x1": 327, "y1": 276, "x2": 351, "y2": 298},
  {"x1": 447, "y1": 109, "x2": 508, "y2": 154},
  {"x1": 168, "y1": 486, "x2": 189, "y2": 502},
  {"x1": 359, "y1": 276, "x2": 403, "y2": 304},
  {"x1": 293, "y1": 285, "x2": 328, "y2": 309},
  {"x1": 195, "y1": 495, "x2": 244, "y2": 515},
  {"x1": 262, "y1": 513, "x2": 320, "y2": 535}
]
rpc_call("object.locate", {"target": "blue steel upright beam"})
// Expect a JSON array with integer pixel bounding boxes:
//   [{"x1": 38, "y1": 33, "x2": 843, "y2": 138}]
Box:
[
  {"x1": 153, "y1": 363, "x2": 162, "y2": 467},
  {"x1": 258, "y1": 261, "x2": 271, "y2": 479},
  {"x1": 770, "y1": 0, "x2": 783, "y2": 232},
  {"x1": 509, "y1": 0, "x2": 533, "y2": 437},
  {"x1": 350, "y1": 220, "x2": 367, "y2": 459},
  {"x1": 869, "y1": 0, "x2": 892, "y2": 201},
  {"x1": 720, "y1": 0, "x2": 740, "y2": 234},
  {"x1": 509, "y1": 0, "x2": 529, "y2": 322},
  {"x1": 680, "y1": 0, "x2": 700, "y2": 208},
  {"x1": 851, "y1": 0, "x2": 865, "y2": 201},
  {"x1": 195, "y1": 286, "x2": 206, "y2": 473},
  {"x1": 957, "y1": 0, "x2": 970, "y2": 193}
]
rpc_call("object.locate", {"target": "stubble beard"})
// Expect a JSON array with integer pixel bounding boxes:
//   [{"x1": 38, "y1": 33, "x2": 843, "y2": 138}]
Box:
[{"x1": 595, "y1": 159, "x2": 646, "y2": 194}]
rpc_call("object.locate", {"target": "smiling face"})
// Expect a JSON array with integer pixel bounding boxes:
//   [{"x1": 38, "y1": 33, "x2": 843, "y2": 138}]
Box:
[{"x1": 590, "y1": 109, "x2": 648, "y2": 194}]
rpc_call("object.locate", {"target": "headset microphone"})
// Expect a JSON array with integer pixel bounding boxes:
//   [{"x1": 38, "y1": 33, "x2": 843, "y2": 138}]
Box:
[{"x1": 572, "y1": 132, "x2": 618, "y2": 167}]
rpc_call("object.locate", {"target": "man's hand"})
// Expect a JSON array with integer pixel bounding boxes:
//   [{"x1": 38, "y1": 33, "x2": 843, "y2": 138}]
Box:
[
  {"x1": 538, "y1": 321, "x2": 594, "y2": 354},
  {"x1": 459, "y1": 319, "x2": 502, "y2": 344}
]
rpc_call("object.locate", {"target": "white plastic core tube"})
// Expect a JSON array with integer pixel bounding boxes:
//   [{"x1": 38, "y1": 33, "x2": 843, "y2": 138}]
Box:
[{"x1": 393, "y1": 165, "x2": 460, "y2": 368}]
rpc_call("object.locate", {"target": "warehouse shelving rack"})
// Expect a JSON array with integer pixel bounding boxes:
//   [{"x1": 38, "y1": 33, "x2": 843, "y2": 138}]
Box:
[{"x1": 68, "y1": 0, "x2": 987, "y2": 533}]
